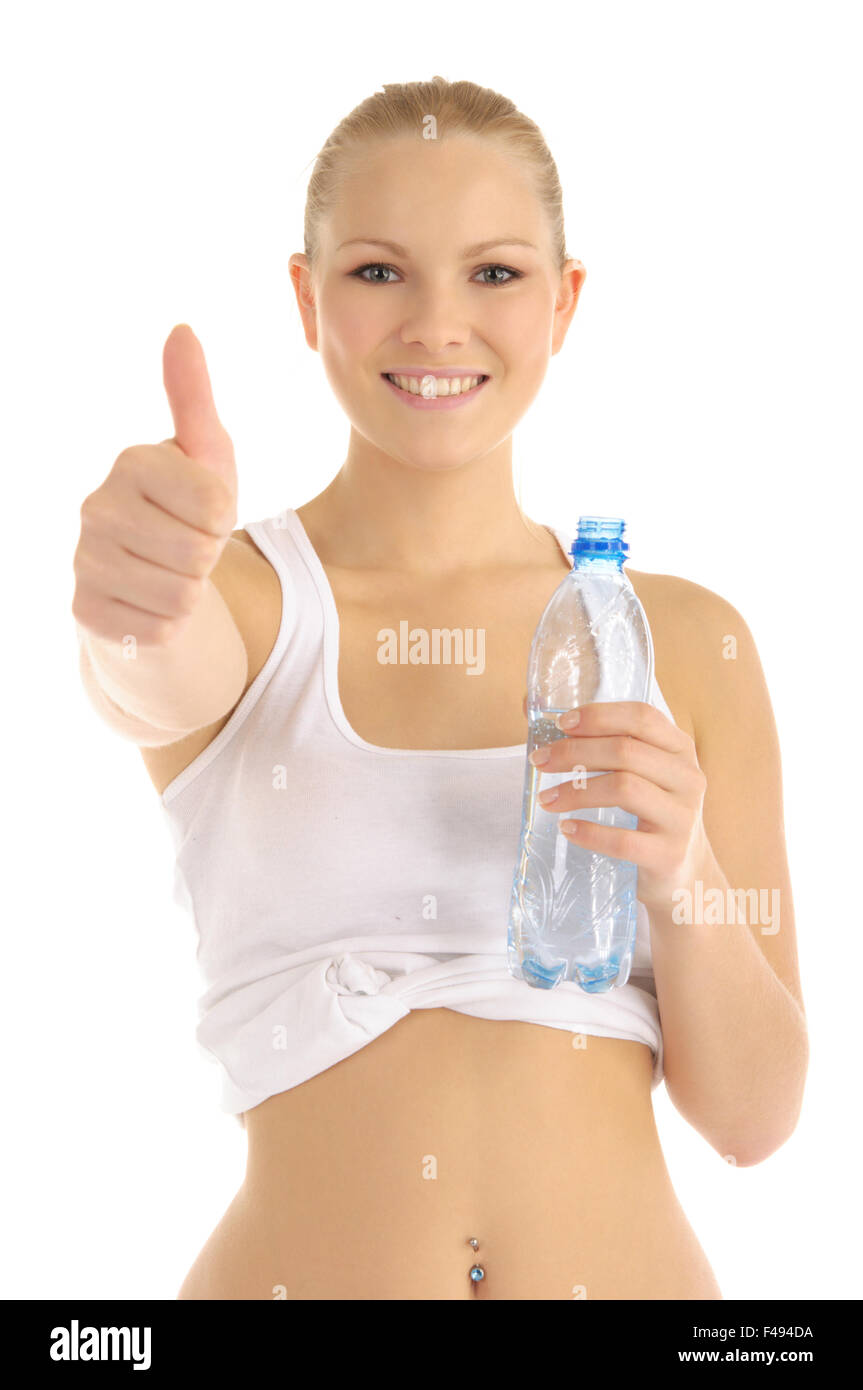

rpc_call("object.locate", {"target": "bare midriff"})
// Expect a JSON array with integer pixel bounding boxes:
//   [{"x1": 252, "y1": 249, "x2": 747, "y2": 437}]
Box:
[{"x1": 177, "y1": 1008, "x2": 722, "y2": 1300}]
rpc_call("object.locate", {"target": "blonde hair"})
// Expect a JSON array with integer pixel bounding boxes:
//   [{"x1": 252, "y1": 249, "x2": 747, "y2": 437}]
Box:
[
  {"x1": 303, "y1": 74, "x2": 569, "y2": 278},
  {"x1": 301, "y1": 76, "x2": 571, "y2": 539}
]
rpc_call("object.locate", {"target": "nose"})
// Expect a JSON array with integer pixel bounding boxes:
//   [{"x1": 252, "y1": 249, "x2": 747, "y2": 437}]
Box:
[{"x1": 398, "y1": 285, "x2": 472, "y2": 353}]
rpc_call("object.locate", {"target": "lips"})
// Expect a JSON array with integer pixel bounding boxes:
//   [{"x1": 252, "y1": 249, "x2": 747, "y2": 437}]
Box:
[
  {"x1": 380, "y1": 372, "x2": 483, "y2": 394},
  {"x1": 381, "y1": 368, "x2": 491, "y2": 379},
  {"x1": 380, "y1": 372, "x2": 491, "y2": 409}
]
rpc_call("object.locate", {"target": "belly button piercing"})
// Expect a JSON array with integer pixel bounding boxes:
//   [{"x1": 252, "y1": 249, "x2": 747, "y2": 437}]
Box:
[{"x1": 467, "y1": 1236, "x2": 485, "y2": 1286}]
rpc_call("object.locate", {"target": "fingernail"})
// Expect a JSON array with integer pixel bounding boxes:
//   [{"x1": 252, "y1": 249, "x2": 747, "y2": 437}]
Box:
[
  {"x1": 530, "y1": 746, "x2": 551, "y2": 766},
  {"x1": 538, "y1": 785, "x2": 560, "y2": 805},
  {"x1": 557, "y1": 710, "x2": 581, "y2": 731}
]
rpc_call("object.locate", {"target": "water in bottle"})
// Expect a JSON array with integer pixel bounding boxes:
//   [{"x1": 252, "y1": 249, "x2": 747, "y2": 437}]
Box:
[{"x1": 507, "y1": 516, "x2": 654, "y2": 993}]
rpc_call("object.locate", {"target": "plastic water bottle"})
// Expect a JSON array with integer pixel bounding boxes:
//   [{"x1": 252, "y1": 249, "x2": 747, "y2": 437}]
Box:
[{"x1": 507, "y1": 516, "x2": 654, "y2": 993}]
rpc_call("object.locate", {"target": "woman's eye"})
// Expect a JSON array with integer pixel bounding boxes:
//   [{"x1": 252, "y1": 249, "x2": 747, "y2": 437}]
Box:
[
  {"x1": 475, "y1": 265, "x2": 521, "y2": 286},
  {"x1": 349, "y1": 262, "x2": 523, "y2": 286},
  {"x1": 352, "y1": 263, "x2": 399, "y2": 284}
]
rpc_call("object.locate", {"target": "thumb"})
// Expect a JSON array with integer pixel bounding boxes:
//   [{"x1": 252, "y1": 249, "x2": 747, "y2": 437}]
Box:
[{"x1": 161, "y1": 323, "x2": 236, "y2": 486}]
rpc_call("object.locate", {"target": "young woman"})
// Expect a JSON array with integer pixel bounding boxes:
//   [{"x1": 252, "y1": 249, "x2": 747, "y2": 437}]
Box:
[{"x1": 73, "y1": 76, "x2": 808, "y2": 1300}]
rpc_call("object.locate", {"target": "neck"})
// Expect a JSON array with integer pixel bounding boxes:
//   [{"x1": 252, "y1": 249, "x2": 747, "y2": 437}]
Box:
[{"x1": 296, "y1": 430, "x2": 555, "y2": 575}]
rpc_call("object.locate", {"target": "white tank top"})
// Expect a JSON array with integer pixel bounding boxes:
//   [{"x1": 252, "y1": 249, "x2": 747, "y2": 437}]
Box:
[{"x1": 159, "y1": 508, "x2": 669, "y2": 1117}]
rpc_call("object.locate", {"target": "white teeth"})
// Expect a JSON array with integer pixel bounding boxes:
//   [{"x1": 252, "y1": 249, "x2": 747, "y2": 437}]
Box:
[{"x1": 387, "y1": 373, "x2": 484, "y2": 397}]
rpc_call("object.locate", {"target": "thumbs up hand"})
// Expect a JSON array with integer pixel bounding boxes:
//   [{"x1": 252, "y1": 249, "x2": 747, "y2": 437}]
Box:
[{"x1": 73, "y1": 325, "x2": 239, "y2": 647}]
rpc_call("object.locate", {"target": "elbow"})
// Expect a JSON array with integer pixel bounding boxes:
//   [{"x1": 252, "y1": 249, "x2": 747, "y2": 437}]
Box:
[
  {"x1": 715, "y1": 1118, "x2": 800, "y2": 1168},
  {"x1": 672, "y1": 1029, "x2": 810, "y2": 1169},
  {"x1": 712, "y1": 1038, "x2": 810, "y2": 1169}
]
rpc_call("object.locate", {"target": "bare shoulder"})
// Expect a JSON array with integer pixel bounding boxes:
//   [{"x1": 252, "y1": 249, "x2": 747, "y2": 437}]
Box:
[
  {"x1": 138, "y1": 528, "x2": 282, "y2": 798},
  {"x1": 625, "y1": 566, "x2": 730, "y2": 626},
  {"x1": 231, "y1": 528, "x2": 263, "y2": 552},
  {"x1": 209, "y1": 522, "x2": 283, "y2": 636},
  {"x1": 626, "y1": 566, "x2": 763, "y2": 744},
  {"x1": 209, "y1": 527, "x2": 281, "y2": 624},
  {"x1": 624, "y1": 567, "x2": 741, "y2": 742},
  {"x1": 629, "y1": 567, "x2": 756, "y2": 664}
]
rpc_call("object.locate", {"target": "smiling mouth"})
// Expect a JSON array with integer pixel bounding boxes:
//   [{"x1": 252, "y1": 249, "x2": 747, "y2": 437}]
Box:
[{"x1": 382, "y1": 372, "x2": 489, "y2": 398}]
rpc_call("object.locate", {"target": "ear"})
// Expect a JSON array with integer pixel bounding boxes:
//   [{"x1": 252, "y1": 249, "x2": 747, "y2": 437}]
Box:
[
  {"x1": 551, "y1": 259, "x2": 587, "y2": 356},
  {"x1": 289, "y1": 253, "x2": 319, "y2": 352}
]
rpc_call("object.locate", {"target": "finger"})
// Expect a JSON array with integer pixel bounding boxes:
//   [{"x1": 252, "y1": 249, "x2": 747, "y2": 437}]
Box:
[
  {"x1": 557, "y1": 818, "x2": 651, "y2": 867},
  {"x1": 122, "y1": 444, "x2": 235, "y2": 537},
  {"x1": 538, "y1": 770, "x2": 679, "y2": 825},
  {"x1": 554, "y1": 701, "x2": 688, "y2": 753},
  {"x1": 161, "y1": 323, "x2": 236, "y2": 483},
  {"x1": 530, "y1": 732, "x2": 684, "y2": 794},
  {"x1": 109, "y1": 491, "x2": 225, "y2": 576},
  {"x1": 75, "y1": 531, "x2": 204, "y2": 619}
]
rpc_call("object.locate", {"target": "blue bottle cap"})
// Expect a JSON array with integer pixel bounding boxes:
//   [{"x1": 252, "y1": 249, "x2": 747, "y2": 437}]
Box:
[{"x1": 570, "y1": 515, "x2": 629, "y2": 559}]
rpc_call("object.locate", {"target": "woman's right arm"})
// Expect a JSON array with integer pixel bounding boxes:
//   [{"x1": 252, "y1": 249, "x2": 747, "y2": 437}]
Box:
[{"x1": 72, "y1": 324, "x2": 248, "y2": 746}]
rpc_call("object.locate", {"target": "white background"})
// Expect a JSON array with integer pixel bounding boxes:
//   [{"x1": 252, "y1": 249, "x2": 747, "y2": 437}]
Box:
[{"x1": 2, "y1": 0, "x2": 860, "y2": 1300}]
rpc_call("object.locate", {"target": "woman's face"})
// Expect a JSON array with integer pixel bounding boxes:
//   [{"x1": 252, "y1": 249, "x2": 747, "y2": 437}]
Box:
[{"x1": 290, "y1": 135, "x2": 585, "y2": 473}]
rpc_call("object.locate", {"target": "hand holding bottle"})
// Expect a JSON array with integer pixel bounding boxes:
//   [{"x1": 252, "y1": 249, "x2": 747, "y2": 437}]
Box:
[{"x1": 530, "y1": 699, "x2": 710, "y2": 919}]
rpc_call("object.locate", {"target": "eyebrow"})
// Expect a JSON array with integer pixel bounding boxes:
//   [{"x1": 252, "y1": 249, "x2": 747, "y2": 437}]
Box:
[{"x1": 336, "y1": 236, "x2": 538, "y2": 257}]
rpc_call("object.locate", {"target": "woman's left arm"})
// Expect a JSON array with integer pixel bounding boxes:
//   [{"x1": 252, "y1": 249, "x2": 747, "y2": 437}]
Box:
[{"x1": 533, "y1": 578, "x2": 809, "y2": 1166}]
